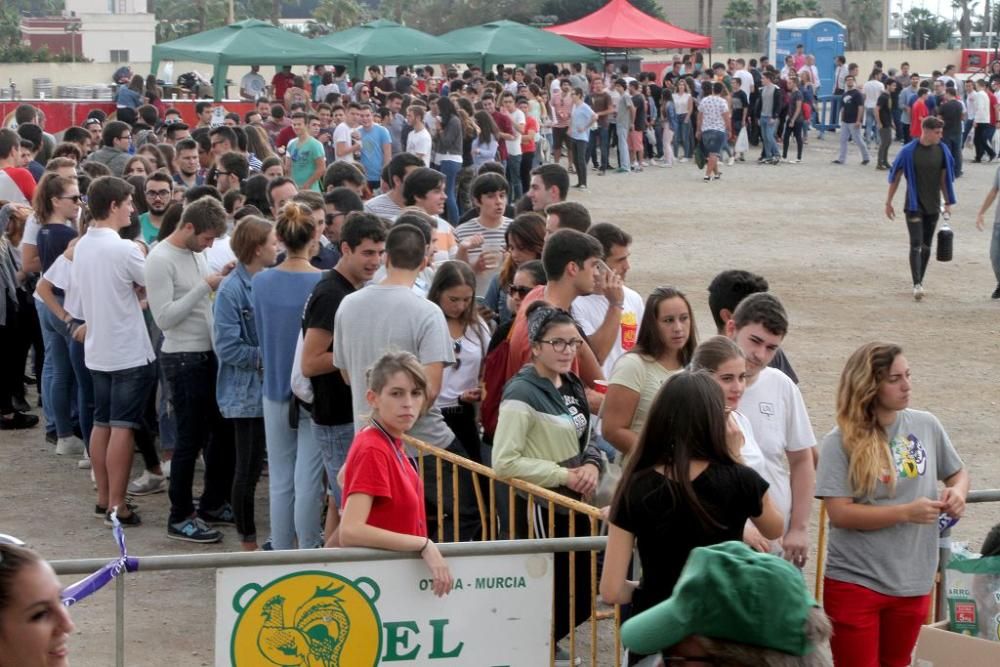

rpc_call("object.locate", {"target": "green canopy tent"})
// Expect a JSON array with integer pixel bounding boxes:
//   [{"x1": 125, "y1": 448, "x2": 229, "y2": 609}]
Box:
[
  {"x1": 439, "y1": 20, "x2": 602, "y2": 71},
  {"x1": 316, "y1": 19, "x2": 481, "y2": 79},
  {"x1": 150, "y1": 19, "x2": 353, "y2": 101}
]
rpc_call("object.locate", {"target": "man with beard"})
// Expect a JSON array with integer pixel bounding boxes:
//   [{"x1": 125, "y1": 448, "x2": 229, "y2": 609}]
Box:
[
  {"x1": 173, "y1": 138, "x2": 205, "y2": 188},
  {"x1": 139, "y1": 171, "x2": 175, "y2": 244}
]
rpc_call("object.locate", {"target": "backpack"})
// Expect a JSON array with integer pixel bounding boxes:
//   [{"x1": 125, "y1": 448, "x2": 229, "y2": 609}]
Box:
[{"x1": 480, "y1": 320, "x2": 514, "y2": 442}]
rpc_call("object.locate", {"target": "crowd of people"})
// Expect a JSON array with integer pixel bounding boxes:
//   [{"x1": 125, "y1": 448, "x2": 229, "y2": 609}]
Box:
[{"x1": 0, "y1": 55, "x2": 982, "y2": 666}]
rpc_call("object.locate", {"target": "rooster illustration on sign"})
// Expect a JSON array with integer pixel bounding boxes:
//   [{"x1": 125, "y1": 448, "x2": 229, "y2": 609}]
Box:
[{"x1": 257, "y1": 584, "x2": 350, "y2": 666}]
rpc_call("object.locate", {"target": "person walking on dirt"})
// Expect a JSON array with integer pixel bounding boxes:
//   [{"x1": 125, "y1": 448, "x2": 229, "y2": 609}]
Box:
[{"x1": 885, "y1": 116, "x2": 956, "y2": 302}]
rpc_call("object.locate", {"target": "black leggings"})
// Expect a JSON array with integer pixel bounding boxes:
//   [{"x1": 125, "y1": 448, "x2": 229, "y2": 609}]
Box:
[
  {"x1": 906, "y1": 211, "x2": 939, "y2": 285},
  {"x1": 782, "y1": 118, "x2": 803, "y2": 159},
  {"x1": 442, "y1": 402, "x2": 482, "y2": 465},
  {"x1": 231, "y1": 417, "x2": 266, "y2": 543}
]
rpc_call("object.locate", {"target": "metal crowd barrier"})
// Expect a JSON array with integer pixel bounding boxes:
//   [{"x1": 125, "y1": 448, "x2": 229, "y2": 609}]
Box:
[
  {"x1": 407, "y1": 436, "x2": 618, "y2": 667},
  {"x1": 812, "y1": 489, "x2": 1000, "y2": 623},
  {"x1": 50, "y1": 536, "x2": 608, "y2": 667}
]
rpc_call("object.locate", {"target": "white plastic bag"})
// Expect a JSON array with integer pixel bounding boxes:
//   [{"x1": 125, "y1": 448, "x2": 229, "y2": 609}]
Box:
[
  {"x1": 734, "y1": 126, "x2": 749, "y2": 154},
  {"x1": 290, "y1": 330, "x2": 313, "y2": 404}
]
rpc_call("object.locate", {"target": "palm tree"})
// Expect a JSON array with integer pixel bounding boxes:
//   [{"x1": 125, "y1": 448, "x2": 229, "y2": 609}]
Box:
[{"x1": 314, "y1": 0, "x2": 365, "y2": 30}]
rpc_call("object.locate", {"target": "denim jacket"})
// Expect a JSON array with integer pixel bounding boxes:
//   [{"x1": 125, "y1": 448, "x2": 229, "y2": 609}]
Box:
[{"x1": 213, "y1": 263, "x2": 263, "y2": 418}]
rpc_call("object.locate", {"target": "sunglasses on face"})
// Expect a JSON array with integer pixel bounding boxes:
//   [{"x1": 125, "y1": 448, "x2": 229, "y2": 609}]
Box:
[{"x1": 507, "y1": 284, "x2": 533, "y2": 297}]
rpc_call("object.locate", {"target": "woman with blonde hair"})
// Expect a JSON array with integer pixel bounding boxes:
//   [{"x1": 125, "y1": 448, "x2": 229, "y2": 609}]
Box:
[{"x1": 817, "y1": 342, "x2": 968, "y2": 667}]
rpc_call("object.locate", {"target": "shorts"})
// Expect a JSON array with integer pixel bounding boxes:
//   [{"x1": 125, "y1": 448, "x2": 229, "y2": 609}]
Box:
[
  {"x1": 90, "y1": 362, "x2": 156, "y2": 430},
  {"x1": 701, "y1": 129, "x2": 726, "y2": 156},
  {"x1": 628, "y1": 131, "x2": 644, "y2": 151},
  {"x1": 311, "y1": 421, "x2": 355, "y2": 503},
  {"x1": 551, "y1": 126, "x2": 569, "y2": 150}
]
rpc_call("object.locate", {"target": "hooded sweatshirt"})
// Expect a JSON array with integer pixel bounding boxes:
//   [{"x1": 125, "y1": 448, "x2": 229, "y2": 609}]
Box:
[{"x1": 492, "y1": 364, "x2": 603, "y2": 502}]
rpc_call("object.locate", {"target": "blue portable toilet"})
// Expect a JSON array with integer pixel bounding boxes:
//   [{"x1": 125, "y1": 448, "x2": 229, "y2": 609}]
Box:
[{"x1": 771, "y1": 18, "x2": 846, "y2": 93}]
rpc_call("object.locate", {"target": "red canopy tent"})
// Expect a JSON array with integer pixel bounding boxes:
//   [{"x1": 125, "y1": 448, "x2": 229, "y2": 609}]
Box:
[{"x1": 544, "y1": 0, "x2": 711, "y2": 50}]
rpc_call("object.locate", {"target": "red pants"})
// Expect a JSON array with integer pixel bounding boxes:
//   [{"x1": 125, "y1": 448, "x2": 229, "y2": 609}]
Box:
[{"x1": 823, "y1": 577, "x2": 930, "y2": 667}]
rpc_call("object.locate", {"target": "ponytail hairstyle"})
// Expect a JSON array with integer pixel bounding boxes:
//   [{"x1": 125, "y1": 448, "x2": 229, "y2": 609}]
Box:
[
  {"x1": 836, "y1": 342, "x2": 904, "y2": 499},
  {"x1": 275, "y1": 201, "x2": 318, "y2": 253},
  {"x1": 0, "y1": 540, "x2": 43, "y2": 614},
  {"x1": 365, "y1": 350, "x2": 430, "y2": 419},
  {"x1": 690, "y1": 335, "x2": 744, "y2": 373},
  {"x1": 32, "y1": 173, "x2": 77, "y2": 224}
]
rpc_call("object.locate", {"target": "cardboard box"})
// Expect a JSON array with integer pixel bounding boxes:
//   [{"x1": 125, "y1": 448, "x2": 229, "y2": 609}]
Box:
[{"x1": 912, "y1": 621, "x2": 1000, "y2": 666}]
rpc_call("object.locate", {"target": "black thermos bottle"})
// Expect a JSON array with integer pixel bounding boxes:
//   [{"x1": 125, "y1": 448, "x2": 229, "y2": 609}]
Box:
[{"x1": 937, "y1": 221, "x2": 953, "y2": 262}]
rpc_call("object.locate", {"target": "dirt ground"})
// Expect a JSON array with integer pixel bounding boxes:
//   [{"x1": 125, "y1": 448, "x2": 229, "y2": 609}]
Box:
[{"x1": 3, "y1": 132, "x2": 1000, "y2": 666}]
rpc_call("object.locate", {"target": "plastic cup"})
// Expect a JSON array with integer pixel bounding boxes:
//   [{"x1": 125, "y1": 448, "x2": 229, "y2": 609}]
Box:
[{"x1": 593, "y1": 380, "x2": 608, "y2": 395}]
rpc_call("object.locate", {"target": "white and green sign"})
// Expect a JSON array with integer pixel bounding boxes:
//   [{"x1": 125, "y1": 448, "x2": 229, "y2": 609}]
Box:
[{"x1": 216, "y1": 552, "x2": 553, "y2": 666}]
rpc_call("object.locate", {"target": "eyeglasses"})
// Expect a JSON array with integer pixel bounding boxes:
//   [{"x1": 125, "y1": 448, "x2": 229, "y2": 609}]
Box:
[
  {"x1": 325, "y1": 212, "x2": 345, "y2": 225},
  {"x1": 210, "y1": 139, "x2": 227, "y2": 147},
  {"x1": 144, "y1": 189, "x2": 171, "y2": 199},
  {"x1": 215, "y1": 170, "x2": 231, "y2": 177},
  {"x1": 507, "y1": 284, "x2": 533, "y2": 297},
  {"x1": 539, "y1": 338, "x2": 584, "y2": 353},
  {"x1": 118, "y1": 134, "x2": 132, "y2": 141},
  {"x1": 56, "y1": 195, "x2": 82, "y2": 203}
]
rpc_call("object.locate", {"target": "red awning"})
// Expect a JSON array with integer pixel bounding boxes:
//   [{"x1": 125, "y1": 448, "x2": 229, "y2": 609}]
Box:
[{"x1": 544, "y1": 0, "x2": 711, "y2": 50}]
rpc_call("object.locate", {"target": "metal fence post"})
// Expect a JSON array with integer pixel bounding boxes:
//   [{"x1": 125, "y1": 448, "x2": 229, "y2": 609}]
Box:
[{"x1": 115, "y1": 570, "x2": 124, "y2": 667}]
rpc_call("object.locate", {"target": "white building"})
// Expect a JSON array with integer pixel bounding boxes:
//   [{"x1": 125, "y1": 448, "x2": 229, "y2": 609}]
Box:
[{"x1": 66, "y1": 0, "x2": 156, "y2": 63}]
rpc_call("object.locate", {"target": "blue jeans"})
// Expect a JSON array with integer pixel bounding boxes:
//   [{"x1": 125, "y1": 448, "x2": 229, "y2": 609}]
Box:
[
  {"x1": 864, "y1": 108, "x2": 878, "y2": 144},
  {"x1": 616, "y1": 124, "x2": 631, "y2": 170},
  {"x1": 505, "y1": 154, "x2": 523, "y2": 199},
  {"x1": 838, "y1": 121, "x2": 870, "y2": 162},
  {"x1": 311, "y1": 421, "x2": 354, "y2": 505},
  {"x1": 439, "y1": 159, "x2": 462, "y2": 225},
  {"x1": 589, "y1": 125, "x2": 610, "y2": 170},
  {"x1": 68, "y1": 335, "x2": 93, "y2": 446},
  {"x1": 673, "y1": 116, "x2": 692, "y2": 158},
  {"x1": 263, "y1": 397, "x2": 324, "y2": 550},
  {"x1": 38, "y1": 304, "x2": 75, "y2": 438},
  {"x1": 760, "y1": 117, "x2": 780, "y2": 159},
  {"x1": 160, "y1": 351, "x2": 234, "y2": 525}
]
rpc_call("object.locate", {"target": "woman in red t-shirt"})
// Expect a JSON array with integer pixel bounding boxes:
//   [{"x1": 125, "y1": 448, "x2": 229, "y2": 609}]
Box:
[{"x1": 337, "y1": 351, "x2": 454, "y2": 596}]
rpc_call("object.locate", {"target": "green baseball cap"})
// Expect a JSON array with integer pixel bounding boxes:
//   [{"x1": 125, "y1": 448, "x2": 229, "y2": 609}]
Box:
[{"x1": 621, "y1": 541, "x2": 819, "y2": 657}]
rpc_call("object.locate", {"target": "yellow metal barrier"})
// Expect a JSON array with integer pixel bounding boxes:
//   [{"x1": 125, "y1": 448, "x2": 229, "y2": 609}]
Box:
[{"x1": 406, "y1": 436, "x2": 620, "y2": 667}]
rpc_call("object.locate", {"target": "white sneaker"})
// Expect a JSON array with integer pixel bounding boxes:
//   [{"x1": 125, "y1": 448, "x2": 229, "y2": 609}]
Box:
[
  {"x1": 78, "y1": 449, "x2": 90, "y2": 469},
  {"x1": 161, "y1": 459, "x2": 171, "y2": 478},
  {"x1": 55, "y1": 437, "x2": 85, "y2": 456},
  {"x1": 726, "y1": 156, "x2": 735, "y2": 166},
  {"x1": 913, "y1": 284, "x2": 924, "y2": 301},
  {"x1": 128, "y1": 471, "x2": 167, "y2": 496}
]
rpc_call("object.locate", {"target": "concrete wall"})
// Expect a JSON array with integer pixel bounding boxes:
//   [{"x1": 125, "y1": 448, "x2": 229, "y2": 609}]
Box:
[
  {"x1": 1, "y1": 62, "x2": 277, "y2": 98},
  {"x1": 78, "y1": 13, "x2": 156, "y2": 62}
]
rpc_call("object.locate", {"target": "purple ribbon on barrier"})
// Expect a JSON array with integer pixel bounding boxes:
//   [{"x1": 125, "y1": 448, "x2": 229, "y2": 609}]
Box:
[{"x1": 61, "y1": 510, "x2": 140, "y2": 607}]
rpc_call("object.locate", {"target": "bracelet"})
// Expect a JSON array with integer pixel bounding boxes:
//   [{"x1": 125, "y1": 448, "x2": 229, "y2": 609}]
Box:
[
  {"x1": 419, "y1": 537, "x2": 430, "y2": 554},
  {"x1": 608, "y1": 302, "x2": 624, "y2": 310}
]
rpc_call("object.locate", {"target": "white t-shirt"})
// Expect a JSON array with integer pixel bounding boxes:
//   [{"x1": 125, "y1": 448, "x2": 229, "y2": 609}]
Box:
[
  {"x1": 332, "y1": 122, "x2": 355, "y2": 163},
  {"x1": 505, "y1": 109, "x2": 525, "y2": 157},
  {"x1": 733, "y1": 410, "x2": 766, "y2": 478},
  {"x1": 39, "y1": 254, "x2": 82, "y2": 320},
  {"x1": 571, "y1": 286, "x2": 645, "y2": 378},
  {"x1": 734, "y1": 69, "x2": 754, "y2": 95},
  {"x1": 71, "y1": 227, "x2": 155, "y2": 372},
  {"x1": 974, "y1": 90, "x2": 992, "y2": 124},
  {"x1": 437, "y1": 319, "x2": 491, "y2": 407},
  {"x1": 863, "y1": 79, "x2": 885, "y2": 108},
  {"x1": 406, "y1": 127, "x2": 433, "y2": 166},
  {"x1": 205, "y1": 234, "x2": 236, "y2": 273},
  {"x1": 739, "y1": 367, "x2": 816, "y2": 529}
]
